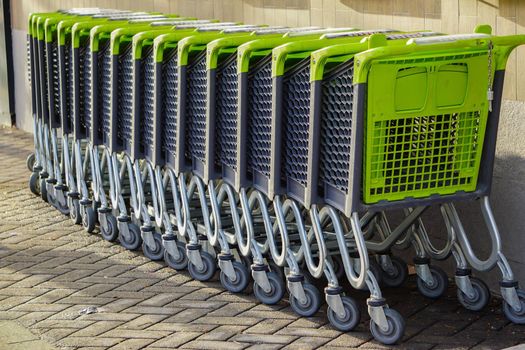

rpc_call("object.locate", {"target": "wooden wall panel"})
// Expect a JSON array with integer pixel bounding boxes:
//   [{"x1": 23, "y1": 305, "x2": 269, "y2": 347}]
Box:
[{"x1": 10, "y1": 0, "x2": 525, "y2": 101}]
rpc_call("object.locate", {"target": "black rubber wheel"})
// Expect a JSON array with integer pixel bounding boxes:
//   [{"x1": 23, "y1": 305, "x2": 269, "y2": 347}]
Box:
[
  {"x1": 327, "y1": 295, "x2": 361, "y2": 332},
  {"x1": 164, "y1": 241, "x2": 188, "y2": 270},
  {"x1": 457, "y1": 277, "x2": 490, "y2": 312},
  {"x1": 289, "y1": 282, "x2": 321, "y2": 317},
  {"x1": 40, "y1": 178, "x2": 48, "y2": 203},
  {"x1": 82, "y1": 206, "x2": 96, "y2": 233},
  {"x1": 220, "y1": 260, "x2": 250, "y2": 293},
  {"x1": 119, "y1": 222, "x2": 143, "y2": 251},
  {"x1": 55, "y1": 191, "x2": 70, "y2": 215},
  {"x1": 370, "y1": 308, "x2": 405, "y2": 345},
  {"x1": 381, "y1": 256, "x2": 409, "y2": 288},
  {"x1": 253, "y1": 271, "x2": 285, "y2": 305},
  {"x1": 502, "y1": 289, "x2": 525, "y2": 324},
  {"x1": 188, "y1": 251, "x2": 217, "y2": 281},
  {"x1": 142, "y1": 232, "x2": 164, "y2": 261},
  {"x1": 69, "y1": 198, "x2": 81, "y2": 225},
  {"x1": 100, "y1": 213, "x2": 118, "y2": 242},
  {"x1": 26, "y1": 153, "x2": 36, "y2": 172},
  {"x1": 416, "y1": 265, "x2": 448, "y2": 299},
  {"x1": 29, "y1": 172, "x2": 40, "y2": 195}
]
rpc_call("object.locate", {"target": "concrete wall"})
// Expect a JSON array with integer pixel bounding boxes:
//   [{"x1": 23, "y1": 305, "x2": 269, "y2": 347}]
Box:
[{"x1": 9, "y1": 0, "x2": 525, "y2": 290}]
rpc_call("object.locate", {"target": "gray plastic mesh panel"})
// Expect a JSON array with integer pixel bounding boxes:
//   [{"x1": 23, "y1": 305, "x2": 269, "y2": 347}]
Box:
[
  {"x1": 215, "y1": 53, "x2": 238, "y2": 170},
  {"x1": 27, "y1": 38, "x2": 31, "y2": 86},
  {"x1": 64, "y1": 41, "x2": 73, "y2": 131},
  {"x1": 141, "y1": 47, "x2": 155, "y2": 149},
  {"x1": 51, "y1": 42, "x2": 61, "y2": 124},
  {"x1": 80, "y1": 44, "x2": 91, "y2": 133},
  {"x1": 117, "y1": 44, "x2": 134, "y2": 144},
  {"x1": 100, "y1": 42, "x2": 112, "y2": 139},
  {"x1": 161, "y1": 49, "x2": 178, "y2": 158},
  {"x1": 247, "y1": 55, "x2": 272, "y2": 177},
  {"x1": 41, "y1": 42, "x2": 49, "y2": 118},
  {"x1": 282, "y1": 58, "x2": 310, "y2": 186},
  {"x1": 319, "y1": 60, "x2": 354, "y2": 194},
  {"x1": 185, "y1": 51, "x2": 207, "y2": 163}
]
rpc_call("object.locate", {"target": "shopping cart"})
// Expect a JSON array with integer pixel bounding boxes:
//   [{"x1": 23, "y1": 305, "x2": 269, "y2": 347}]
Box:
[
  {"x1": 100, "y1": 21, "x2": 252, "y2": 259},
  {"x1": 231, "y1": 29, "x2": 404, "y2": 311},
  {"x1": 68, "y1": 14, "x2": 181, "y2": 233},
  {"x1": 299, "y1": 28, "x2": 525, "y2": 343},
  {"x1": 49, "y1": 11, "x2": 174, "y2": 223},
  {"x1": 27, "y1": 10, "x2": 126, "y2": 201}
]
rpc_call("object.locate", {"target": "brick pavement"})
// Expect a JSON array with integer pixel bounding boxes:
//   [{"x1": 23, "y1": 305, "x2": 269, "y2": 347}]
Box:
[{"x1": 0, "y1": 126, "x2": 524, "y2": 350}]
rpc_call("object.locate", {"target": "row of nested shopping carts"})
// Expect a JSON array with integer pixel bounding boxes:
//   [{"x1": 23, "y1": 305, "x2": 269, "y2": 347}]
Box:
[{"x1": 26, "y1": 8, "x2": 525, "y2": 344}]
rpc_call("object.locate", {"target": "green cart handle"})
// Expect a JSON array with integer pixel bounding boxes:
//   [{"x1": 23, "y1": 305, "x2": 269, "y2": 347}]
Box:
[
  {"x1": 236, "y1": 28, "x2": 360, "y2": 74},
  {"x1": 353, "y1": 30, "x2": 525, "y2": 83},
  {"x1": 206, "y1": 27, "x2": 332, "y2": 69},
  {"x1": 106, "y1": 24, "x2": 178, "y2": 54},
  {"x1": 309, "y1": 31, "x2": 448, "y2": 81},
  {"x1": 44, "y1": 14, "x2": 77, "y2": 42},
  {"x1": 271, "y1": 30, "x2": 395, "y2": 77},
  {"x1": 207, "y1": 32, "x2": 287, "y2": 70},
  {"x1": 29, "y1": 12, "x2": 61, "y2": 37},
  {"x1": 92, "y1": 21, "x2": 171, "y2": 52},
  {"x1": 58, "y1": 17, "x2": 110, "y2": 46},
  {"x1": 133, "y1": 28, "x2": 183, "y2": 59}
]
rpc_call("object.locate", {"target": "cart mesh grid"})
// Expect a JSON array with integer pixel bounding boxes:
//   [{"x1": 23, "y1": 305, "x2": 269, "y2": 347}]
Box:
[
  {"x1": 319, "y1": 60, "x2": 354, "y2": 194},
  {"x1": 64, "y1": 41, "x2": 74, "y2": 131},
  {"x1": 80, "y1": 44, "x2": 91, "y2": 134},
  {"x1": 161, "y1": 48, "x2": 178, "y2": 160},
  {"x1": 247, "y1": 55, "x2": 273, "y2": 178},
  {"x1": 282, "y1": 58, "x2": 311, "y2": 187},
  {"x1": 367, "y1": 111, "x2": 481, "y2": 198},
  {"x1": 51, "y1": 42, "x2": 61, "y2": 124},
  {"x1": 117, "y1": 43, "x2": 134, "y2": 145},
  {"x1": 185, "y1": 51, "x2": 208, "y2": 163},
  {"x1": 100, "y1": 41, "x2": 112, "y2": 140},
  {"x1": 41, "y1": 43, "x2": 49, "y2": 118},
  {"x1": 141, "y1": 47, "x2": 155, "y2": 152},
  {"x1": 215, "y1": 53, "x2": 238, "y2": 170}
]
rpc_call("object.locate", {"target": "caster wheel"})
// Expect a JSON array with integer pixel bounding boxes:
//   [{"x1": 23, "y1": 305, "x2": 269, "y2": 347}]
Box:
[
  {"x1": 82, "y1": 206, "x2": 96, "y2": 233},
  {"x1": 119, "y1": 223, "x2": 142, "y2": 250},
  {"x1": 29, "y1": 172, "x2": 40, "y2": 195},
  {"x1": 369, "y1": 259, "x2": 383, "y2": 287},
  {"x1": 164, "y1": 241, "x2": 188, "y2": 270},
  {"x1": 416, "y1": 265, "x2": 448, "y2": 299},
  {"x1": 188, "y1": 251, "x2": 217, "y2": 281},
  {"x1": 26, "y1": 153, "x2": 36, "y2": 172},
  {"x1": 142, "y1": 232, "x2": 164, "y2": 261},
  {"x1": 40, "y1": 178, "x2": 48, "y2": 202},
  {"x1": 253, "y1": 271, "x2": 285, "y2": 305},
  {"x1": 55, "y1": 192, "x2": 70, "y2": 216},
  {"x1": 381, "y1": 256, "x2": 409, "y2": 288},
  {"x1": 457, "y1": 277, "x2": 490, "y2": 311},
  {"x1": 69, "y1": 199, "x2": 81, "y2": 225},
  {"x1": 100, "y1": 214, "x2": 118, "y2": 242},
  {"x1": 369, "y1": 308, "x2": 405, "y2": 345},
  {"x1": 220, "y1": 261, "x2": 250, "y2": 293},
  {"x1": 502, "y1": 289, "x2": 525, "y2": 324},
  {"x1": 289, "y1": 282, "x2": 321, "y2": 317},
  {"x1": 327, "y1": 295, "x2": 361, "y2": 332}
]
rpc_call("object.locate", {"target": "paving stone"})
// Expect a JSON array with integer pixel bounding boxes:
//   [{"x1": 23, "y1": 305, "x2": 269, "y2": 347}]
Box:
[
  {"x1": 182, "y1": 340, "x2": 248, "y2": 349},
  {"x1": 232, "y1": 333, "x2": 298, "y2": 345},
  {"x1": 197, "y1": 325, "x2": 249, "y2": 341},
  {"x1": 148, "y1": 332, "x2": 202, "y2": 348}
]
